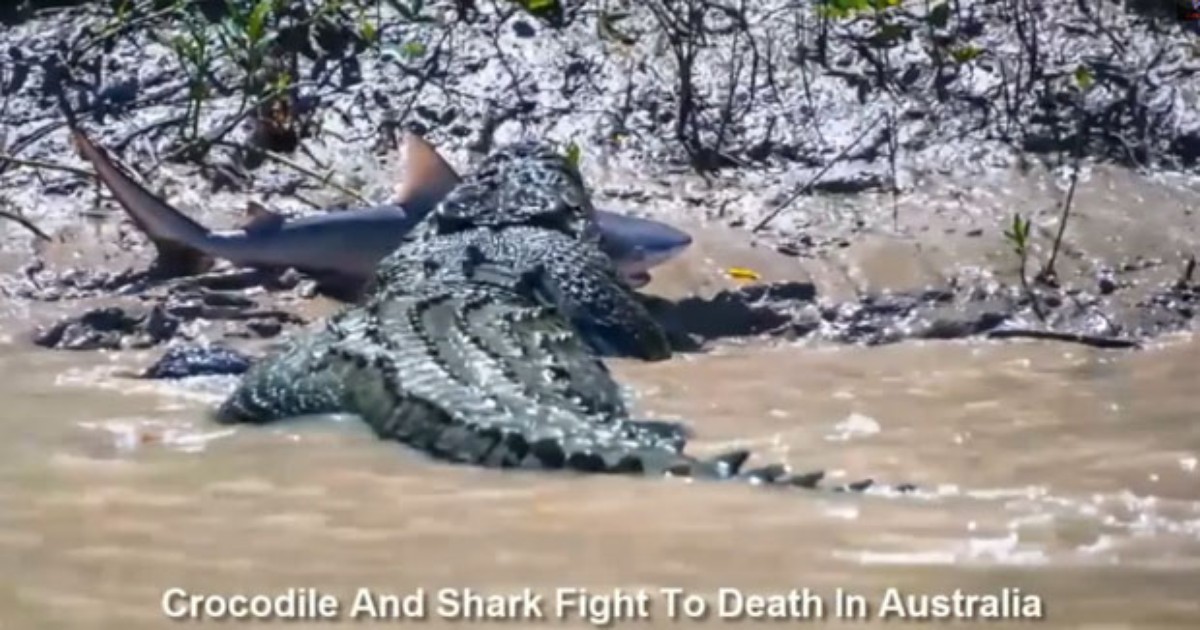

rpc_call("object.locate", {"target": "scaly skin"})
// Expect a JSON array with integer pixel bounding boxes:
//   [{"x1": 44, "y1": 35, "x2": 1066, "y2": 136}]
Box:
[
  {"x1": 220, "y1": 263, "x2": 697, "y2": 472},
  {"x1": 217, "y1": 142, "x2": 893, "y2": 492}
]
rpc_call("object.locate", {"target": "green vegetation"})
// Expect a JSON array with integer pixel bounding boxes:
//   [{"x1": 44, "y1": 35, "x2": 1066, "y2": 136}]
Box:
[
  {"x1": 512, "y1": 0, "x2": 561, "y2": 18},
  {"x1": 1003, "y1": 213, "x2": 1045, "y2": 321},
  {"x1": 817, "y1": 0, "x2": 902, "y2": 19},
  {"x1": 1036, "y1": 63, "x2": 1095, "y2": 286},
  {"x1": 168, "y1": 12, "x2": 214, "y2": 144},
  {"x1": 564, "y1": 141, "x2": 582, "y2": 169},
  {"x1": 80, "y1": 0, "x2": 392, "y2": 155}
]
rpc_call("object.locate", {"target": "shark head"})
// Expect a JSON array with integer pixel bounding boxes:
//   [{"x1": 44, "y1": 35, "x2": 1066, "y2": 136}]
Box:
[{"x1": 593, "y1": 209, "x2": 693, "y2": 288}]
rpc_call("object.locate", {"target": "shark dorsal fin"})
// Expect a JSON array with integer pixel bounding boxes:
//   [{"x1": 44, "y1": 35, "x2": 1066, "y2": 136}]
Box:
[
  {"x1": 395, "y1": 132, "x2": 460, "y2": 216},
  {"x1": 241, "y1": 201, "x2": 285, "y2": 234}
]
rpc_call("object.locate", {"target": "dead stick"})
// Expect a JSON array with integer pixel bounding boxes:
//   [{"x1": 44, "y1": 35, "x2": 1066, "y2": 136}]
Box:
[
  {"x1": 0, "y1": 154, "x2": 95, "y2": 179},
  {"x1": 215, "y1": 140, "x2": 371, "y2": 205},
  {"x1": 752, "y1": 114, "x2": 883, "y2": 233},
  {"x1": 0, "y1": 209, "x2": 51, "y2": 242}
]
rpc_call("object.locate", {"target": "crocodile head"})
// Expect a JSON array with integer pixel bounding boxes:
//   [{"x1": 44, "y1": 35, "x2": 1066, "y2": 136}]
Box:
[{"x1": 433, "y1": 142, "x2": 597, "y2": 244}]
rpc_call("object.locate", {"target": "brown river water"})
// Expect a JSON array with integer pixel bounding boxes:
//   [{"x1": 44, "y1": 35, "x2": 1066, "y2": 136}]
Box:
[
  {"x1": 0, "y1": 163, "x2": 1198, "y2": 628},
  {"x1": 0, "y1": 330, "x2": 1197, "y2": 628}
]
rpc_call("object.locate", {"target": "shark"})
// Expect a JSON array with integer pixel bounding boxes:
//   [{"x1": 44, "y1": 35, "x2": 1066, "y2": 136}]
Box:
[{"x1": 69, "y1": 128, "x2": 692, "y2": 297}]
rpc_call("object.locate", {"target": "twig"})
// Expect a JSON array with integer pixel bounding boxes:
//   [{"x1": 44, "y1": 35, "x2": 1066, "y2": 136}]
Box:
[
  {"x1": 0, "y1": 206, "x2": 51, "y2": 242},
  {"x1": 986, "y1": 328, "x2": 1139, "y2": 350},
  {"x1": 114, "y1": 115, "x2": 188, "y2": 153},
  {"x1": 887, "y1": 107, "x2": 899, "y2": 231},
  {"x1": 752, "y1": 113, "x2": 883, "y2": 232},
  {"x1": 1179, "y1": 254, "x2": 1196, "y2": 288},
  {"x1": 1017, "y1": 246, "x2": 1047, "y2": 322},
  {"x1": 0, "y1": 154, "x2": 95, "y2": 179},
  {"x1": 0, "y1": 121, "x2": 65, "y2": 176},
  {"x1": 214, "y1": 140, "x2": 370, "y2": 205},
  {"x1": 153, "y1": 87, "x2": 313, "y2": 167},
  {"x1": 70, "y1": 0, "x2": 181, "y2": 59},
  {"x1": 391, "y1": 29, "x2": 452, "y2": 130},
  {"x1": 1039, "y1": 116, "x2": 1086, "y2": 285}
]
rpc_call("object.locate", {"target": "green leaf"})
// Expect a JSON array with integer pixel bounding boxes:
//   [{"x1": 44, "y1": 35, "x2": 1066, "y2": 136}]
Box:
[
  {"x1": 271, "y1": 71, "x2": 292, "y2": 94},
  {"x1": 114, "y1": 0, "x2": 132, "y2": 21},
  {"x1": 393, "y1": 0, "x2": 414, "y2": 20},
  {"x1": 246, "y1": 0, "x2": 273, "y2": 45},
  {"x1": 870, "y1": 22, "x2": 911, "y2": 46},
  {"x1": 564, "y1": 141, "x2": 582, "y2": 169},
  {"x1": 950, "y1": 45, "x2": 982, "y2": 64},
  {"x1": 1004, "y1": 213, "x2": 1031, "y2": 254},
  {"x1": 360, "y1": 19, "x2": 378, "y2": 43},
  {"x1": 818, "y1": 0, "x2": 873, "y2": 19},
  {"x1": 1073, "y1": 65, "x2": 1094, "y2": 91},
  {"x1": 400, "y1": 40, "x2": 426, "y2": 58},
  {"x1": 390, "y1": 0, "x2": 426, "y2": 21},
  {"x1": 525, "y1": 0, "x2": 558, "y2": 12},
  {"x1": 926, "y1": 1, "x2": 950, "y2": 28}
]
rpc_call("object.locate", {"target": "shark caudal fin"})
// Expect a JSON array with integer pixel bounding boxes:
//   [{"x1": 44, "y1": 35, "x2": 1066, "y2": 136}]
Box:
[
  {"x1": 69, "y1": 128, "x2": 214, "y2": 276},
  {"x1": 393, "y1": 132, "x2": 461, "y2": 218}
]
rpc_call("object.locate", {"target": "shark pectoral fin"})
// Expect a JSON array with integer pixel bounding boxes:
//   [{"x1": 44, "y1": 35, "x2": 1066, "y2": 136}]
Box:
[
  {"x1": 241, "y1": 201, "x2": 286, "y2": 234},
  {"x1": 394, "y1": 132, "x2": 461, "y2": 217},
  {"x1": 150, "y1": 242, "x2": 214, "y2": 277},
  {"x1": 309, "y1": 270, "x2": 373, "y2": 303}
]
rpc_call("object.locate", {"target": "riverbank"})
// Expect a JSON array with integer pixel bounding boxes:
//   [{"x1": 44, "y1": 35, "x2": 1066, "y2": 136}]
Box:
[{"x1": 0, "y1": 0, "x2": 1197, "y2": 353}]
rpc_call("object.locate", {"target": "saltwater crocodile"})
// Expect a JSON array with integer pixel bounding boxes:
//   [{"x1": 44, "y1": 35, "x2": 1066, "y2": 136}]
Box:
[{"x1": 217, "y1": 141, "x2": 891, "y2": 492}]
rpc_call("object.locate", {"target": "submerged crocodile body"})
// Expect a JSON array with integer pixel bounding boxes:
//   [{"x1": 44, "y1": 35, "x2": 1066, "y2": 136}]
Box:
[{"x1": 217, "y1": 142, "x2": 890, "y2": 491}]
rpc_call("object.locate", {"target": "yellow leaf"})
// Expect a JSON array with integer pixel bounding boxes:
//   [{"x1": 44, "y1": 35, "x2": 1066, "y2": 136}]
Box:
[{"x1": 727, "y1": 267, "x2": 761, "y2": 281}]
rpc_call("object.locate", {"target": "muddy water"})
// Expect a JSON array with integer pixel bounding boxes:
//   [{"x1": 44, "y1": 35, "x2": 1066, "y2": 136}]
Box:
[{"x1": 1, "y1": 334, "x2": 1198, "y2": 629}]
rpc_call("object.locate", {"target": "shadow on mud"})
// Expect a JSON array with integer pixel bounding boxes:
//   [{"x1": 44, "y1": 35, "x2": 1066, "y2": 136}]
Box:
[
  {"x1": 17, "y1": 264, "x2": 1199, "y2": 379},
  {"x1": 645, "y1": 279, "x2": 1197, "y2": 352}
]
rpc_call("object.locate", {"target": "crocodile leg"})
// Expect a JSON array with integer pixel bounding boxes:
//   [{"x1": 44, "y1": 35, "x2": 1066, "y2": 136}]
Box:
[
  {"x1": 215, "y1": 327, "x2": 351, "y2": 424},
  {"x1": 475, "y1": 226, "x2": 674, "y2": 361}
]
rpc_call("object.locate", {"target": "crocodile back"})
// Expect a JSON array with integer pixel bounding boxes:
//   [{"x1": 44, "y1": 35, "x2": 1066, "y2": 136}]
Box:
[
  {"x1": 425, "y1": 142, "x2": 600, "y2": 243},
  {"x1": 374, "y1": 141, "x2": 671, "y2": 361}
]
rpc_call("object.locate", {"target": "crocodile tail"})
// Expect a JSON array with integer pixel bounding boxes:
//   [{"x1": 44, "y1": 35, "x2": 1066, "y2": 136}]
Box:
[
  {"x1": 659, "y1": 448, "x2": 915, "y2": 494},
  {"x1": 400, "y1": 409, "x2": 912, "y2": 495},
  {"x1": 550, "y1": 419, "x2": 914, "y2": 495}
]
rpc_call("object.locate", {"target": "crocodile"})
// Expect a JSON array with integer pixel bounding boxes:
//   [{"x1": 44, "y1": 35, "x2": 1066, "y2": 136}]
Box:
[{"x1": 216, "y1": 141, "x2": 894, "y2": 493}]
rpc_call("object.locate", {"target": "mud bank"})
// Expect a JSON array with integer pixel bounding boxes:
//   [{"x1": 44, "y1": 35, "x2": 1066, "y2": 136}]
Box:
[{"x1": 1, "y1": 1, "x2": 1198, "y2": 365}]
